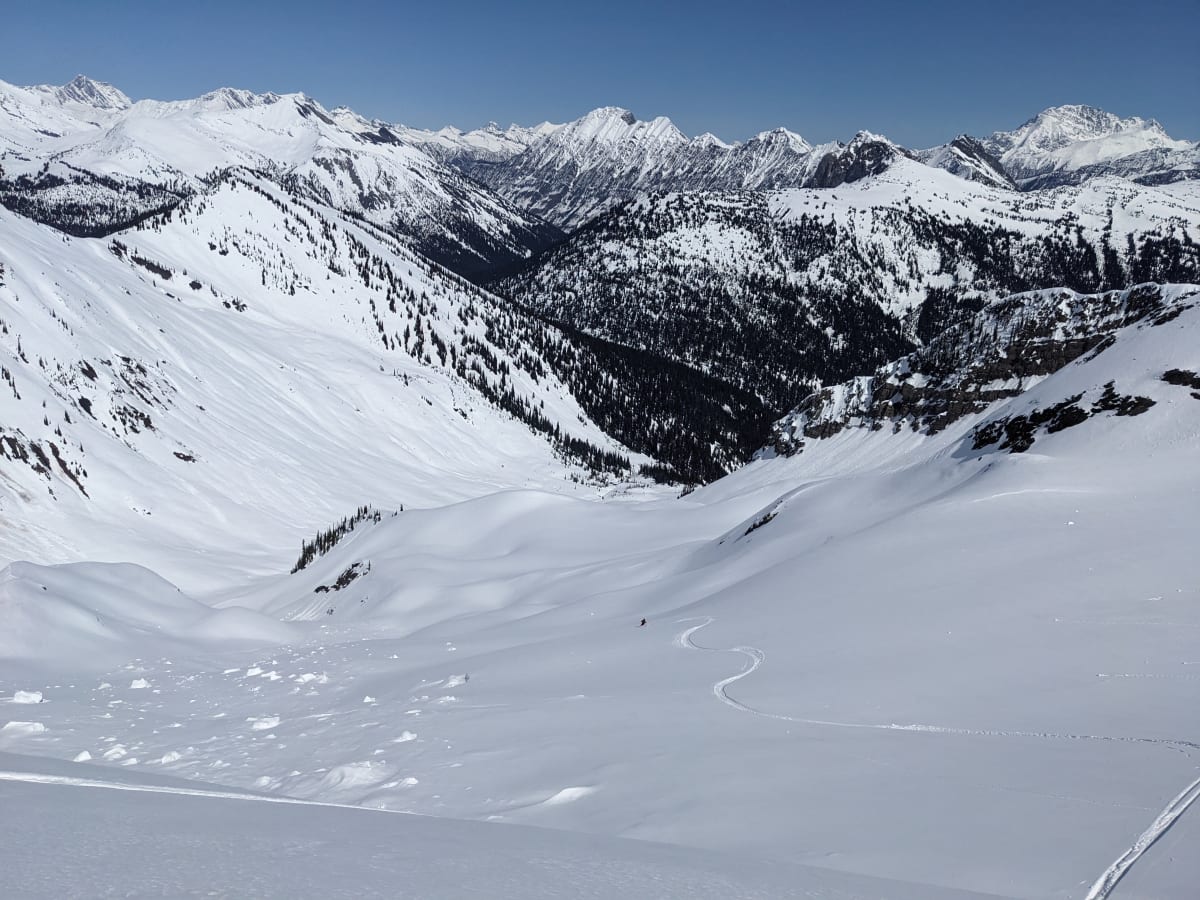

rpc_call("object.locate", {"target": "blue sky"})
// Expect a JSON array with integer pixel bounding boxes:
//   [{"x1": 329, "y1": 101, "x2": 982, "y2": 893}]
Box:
[{"x1": 5, "y1": 0, "x2": 1197, "y2": 145}]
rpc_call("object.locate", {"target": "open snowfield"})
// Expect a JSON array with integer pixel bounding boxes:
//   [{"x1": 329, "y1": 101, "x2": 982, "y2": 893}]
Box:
[
  {"x1": 1, "y1": 750, "x2": 1013, "y2": 900},
  {"x1": 4, "y1": 292, "x2": 1199, "y2": 897}
]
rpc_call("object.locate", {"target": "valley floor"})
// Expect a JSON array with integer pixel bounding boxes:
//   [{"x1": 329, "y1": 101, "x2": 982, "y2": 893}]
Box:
[{"x1": 3, "y1": 416, "x2": 1199, "y2": 899}]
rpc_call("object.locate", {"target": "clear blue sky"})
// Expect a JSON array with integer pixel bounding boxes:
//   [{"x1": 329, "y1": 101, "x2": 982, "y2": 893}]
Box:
[{"x1": 4, "y1": 0, "x2": 1197, "y2": 145}]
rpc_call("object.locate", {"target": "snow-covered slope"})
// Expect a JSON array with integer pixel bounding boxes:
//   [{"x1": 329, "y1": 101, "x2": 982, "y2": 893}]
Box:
[
  {"x1": 0, "y1": 752, "x2": 998, "y2": 900},
  {"x1": 497, "y1": 162, "x2": 1200, "y2": 411},
  {"x1": 0, "y1": 75, "x2": 129, "y2": 157},
  {"x1": 0, "y1": 76, "x2": 562, "y2": 277},
  {"x1": 917, "y1": 135, "x2": 1015, "y2": 189},
  {"x1": 0, "y1": 171, "x2": 675, "y2": 588},
  {"x1": 4, "y1": 282, "x2": 1199, "y2": 898}
]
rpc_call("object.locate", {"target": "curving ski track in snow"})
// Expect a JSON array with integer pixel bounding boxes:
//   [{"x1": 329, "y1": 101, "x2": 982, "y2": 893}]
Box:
[
  {"x1": 677, "y1": 616, "x2": 1200, "y2": 899},
  {"x1": 675, "y1": 617, "x2": 1199, "y2": 751}
]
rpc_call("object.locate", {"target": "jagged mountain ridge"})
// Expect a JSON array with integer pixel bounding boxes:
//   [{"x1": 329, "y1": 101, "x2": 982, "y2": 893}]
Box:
[
  {"x1": 915, "y1": 136, "x2": 1015, "y2": 189},
  {"x1": 454, "y1": 106, "x2": 832, "y2": 231},
  {"x1": 495, "y1": 161, "x2": 1200, "y2": 413},
  {"x1": 394, "y1": 120, "x2": 562, "y2": 165},
  {"x1": 427, "y1": 103, "x2": 1194, "y2": 232},
  {"x1": 0, "y1": 76, "x2": 562, "y2": 278}
]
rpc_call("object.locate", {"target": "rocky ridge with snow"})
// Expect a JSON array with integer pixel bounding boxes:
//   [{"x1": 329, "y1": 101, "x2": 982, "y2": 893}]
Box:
[
  {"x1": 0, "y1": 76, "x2": 562, "y2": 277},
  {"x1": 435, "y1": 103, "x2": 1195, "y2": 231},
  {"x1": 981, "y1": 104, "x2": 1198, "y2": 189},
  {"x1": 455, "y1": 106, "x2": 830, "y2": 231}
]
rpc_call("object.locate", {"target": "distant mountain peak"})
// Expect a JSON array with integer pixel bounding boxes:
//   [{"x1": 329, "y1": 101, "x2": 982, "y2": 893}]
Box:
[
  {"x1": 52, "y1": 74, "x2": 131, "y2": 110},
  {"x1": 749, "y1": 127, "x2": 811, "y2": 152},
  {"x1": 196, "y1": 86, "x2": 283, "y2": 110},
  {"x1": 693, "y1": 132, "x2": 732, "y2": 149},
  {"x1": 977, "y1": 102, "x2": 1194, "y2": 188},
  {"x1": 848, "y1": 129, "x2": 893, "y2": 146},
  {"x1": 990, "y1": 103, "x2": 1184, "y2": 158},
  {"x1": 582, "y1": 106, "x2": 637, "y2": 126},
  {"x1": 806, "y1": 132, "x2": 906, "y2": 188}
]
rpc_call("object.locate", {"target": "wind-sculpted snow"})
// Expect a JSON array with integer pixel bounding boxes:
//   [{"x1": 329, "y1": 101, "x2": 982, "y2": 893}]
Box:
[{"x1": 0, "y1": 561, "x2": 297, "y2": 668}]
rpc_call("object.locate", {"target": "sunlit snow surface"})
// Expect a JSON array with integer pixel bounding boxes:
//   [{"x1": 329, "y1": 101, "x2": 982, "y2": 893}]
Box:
[
  {"x1": 4, "y1": 292, "x2": 1200, "y2": 897},
  {"x1": 2, "y1": 753, "x2": 1013, "y2": 900}
]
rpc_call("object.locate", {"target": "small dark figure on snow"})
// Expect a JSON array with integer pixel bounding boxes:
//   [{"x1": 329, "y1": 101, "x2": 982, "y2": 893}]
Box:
[{"x1": 639, "y1": 618, "x2": 647, "y2": 627}]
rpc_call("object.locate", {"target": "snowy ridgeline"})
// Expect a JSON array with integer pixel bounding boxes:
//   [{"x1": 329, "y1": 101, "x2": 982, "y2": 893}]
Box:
[
  {"x1": 437, "y1": 102, "x2": 1197, "y2": 229},
  {"x1": 497, "y1": 166, "x2": 1200, "y2": 412},
  {"x1": 3, "y1": 288, "x2": 1200, "y2": 898},
  {"x1": 0, "y1": 76, "x2": 562, "y2": 276}
]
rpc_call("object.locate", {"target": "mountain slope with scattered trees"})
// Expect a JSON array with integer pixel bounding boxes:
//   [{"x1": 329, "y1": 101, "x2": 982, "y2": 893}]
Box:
[{"x1": 495, "y1": 163, "x2": 1200, "y2": 416}]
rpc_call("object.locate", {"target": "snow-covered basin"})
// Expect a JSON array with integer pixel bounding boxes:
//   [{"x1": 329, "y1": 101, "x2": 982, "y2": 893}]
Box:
[
  {"x1": 4, "y1": 427, "x2": 1199, "y2": 897},
  {"x1": 4, "y1": 302, "x2": 1200, "y2": 898}
]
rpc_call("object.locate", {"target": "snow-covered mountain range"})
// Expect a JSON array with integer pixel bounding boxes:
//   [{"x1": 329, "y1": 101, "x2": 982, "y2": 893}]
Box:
[
  {"x1": 0, "y1": 76, "x2": 562, "y2": 277},
  {"x1": 449, "y1": 106, "x2": 831, "y2": 231},
  {"x1": 422, "y1": 102, "x2": 1197, "y2": 230},
  {"x1": 4, "y1": 74, "x2": 1200, "y2": 899}
]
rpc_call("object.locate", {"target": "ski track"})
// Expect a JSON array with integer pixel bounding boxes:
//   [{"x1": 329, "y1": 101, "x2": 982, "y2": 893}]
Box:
[
  {"x1": 1083, "y1": 774, "x2": 1200, "y2": 900},
  {"x1": 676, "y1": 616, "x2": 1200, "y2": 900},
  {"x1": 675, "y1": 617, "x2": 1199, "y2": 752},
  {"x1": 0, "y1": 769, "x2": 414, "y2": 816}
]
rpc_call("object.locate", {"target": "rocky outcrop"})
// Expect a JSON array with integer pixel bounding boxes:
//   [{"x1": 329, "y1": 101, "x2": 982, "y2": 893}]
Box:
[
  {"x1": 767, "y1": 284, "x2": 1199, "y2": 455},
  {"x1": 806, "y1": 133, "x2": 911, "y2": 188}
]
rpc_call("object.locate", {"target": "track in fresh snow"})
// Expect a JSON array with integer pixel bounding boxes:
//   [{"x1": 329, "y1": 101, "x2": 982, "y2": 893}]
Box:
[
  {"x1": 0, "y1": 770, "x2": 411, "y2": 816},
  {"x1": 674, "y1": 617, "x2": 1199, "y2": 751},
  {"x1": 676, "y1": 616, "x2": 1200, "y2": 900},
  {"x1": 1082, "y1": 774, "x2": 1200, "y2": 900}
]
